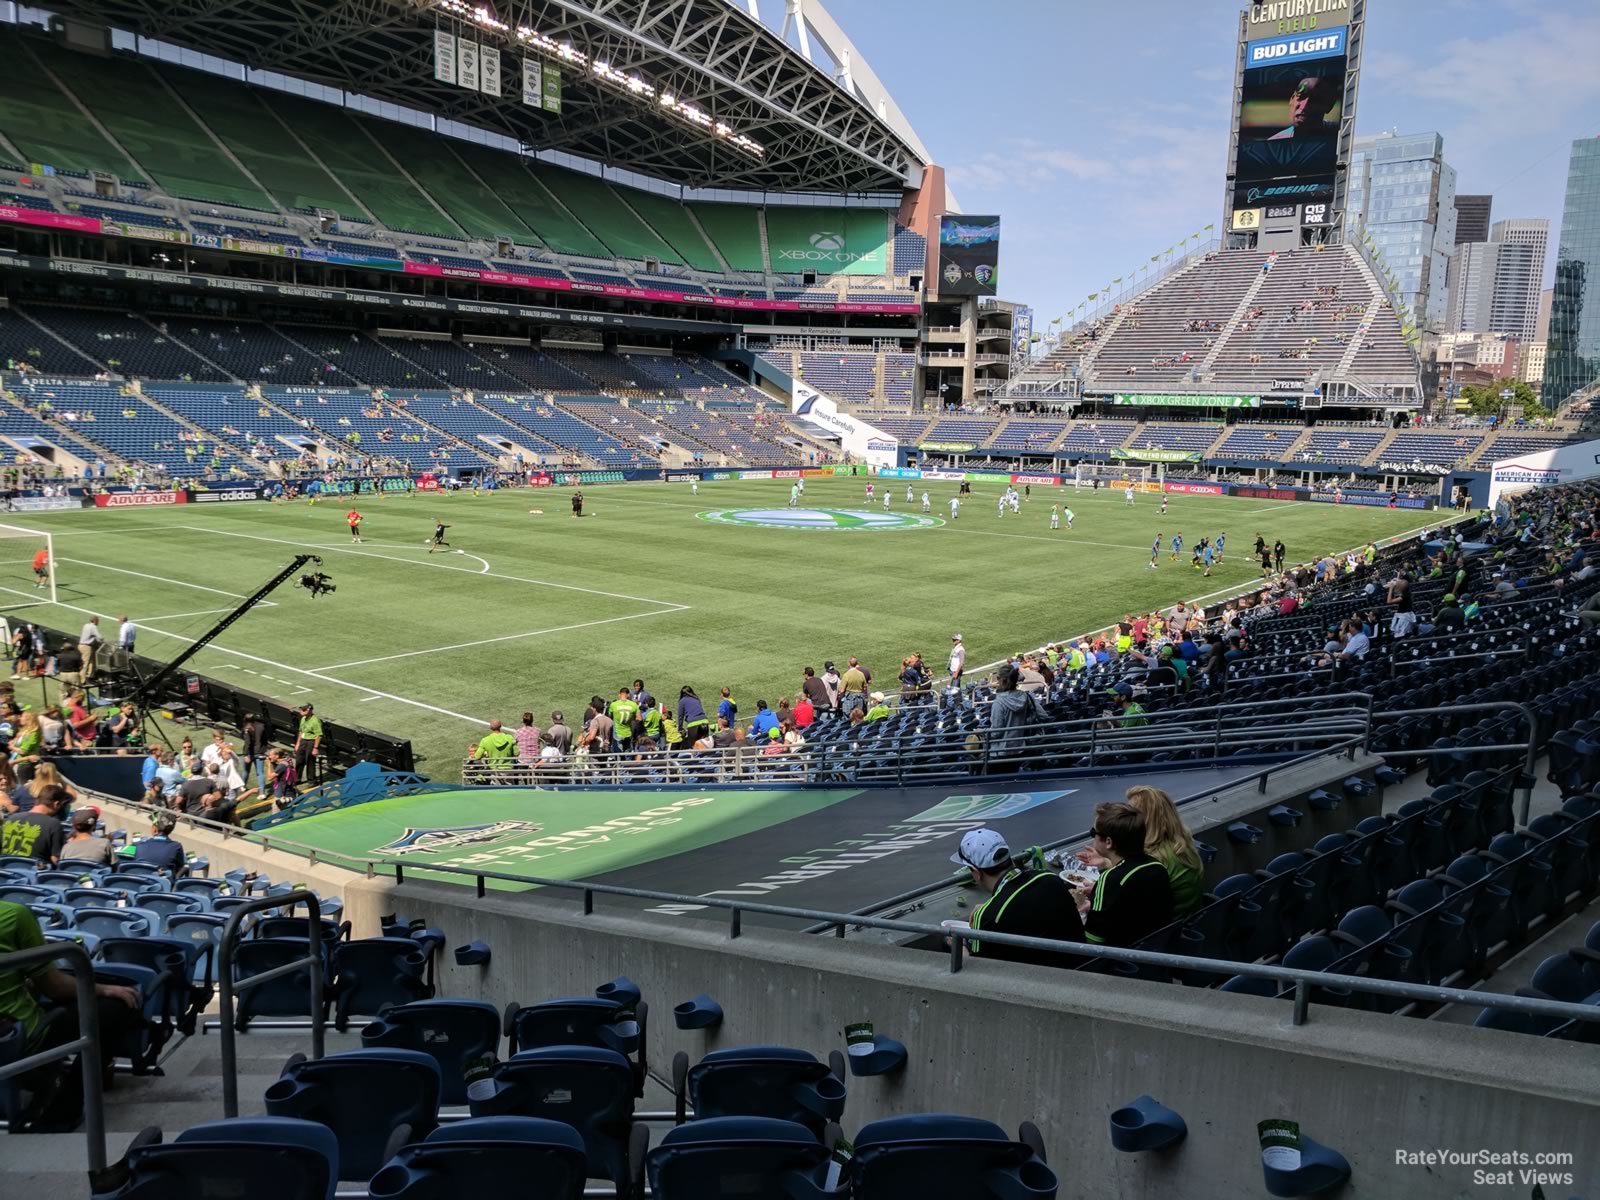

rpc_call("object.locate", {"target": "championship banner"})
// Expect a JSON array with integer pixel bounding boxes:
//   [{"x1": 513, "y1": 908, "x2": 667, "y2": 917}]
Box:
[
  {"x1": 434, "y1": 30, "x2": 457, "y2": 84},
  {"x1": 542, "y1": 65, "x2": 562, "y2": 113},
  {"x1": 1111, "y1": 446, "x2": 1203, "y2": 464},
  {"x1": 1111, "y1": 394, "x2": 1260, "y2": 408},
  {"x1": 480, "y1": 46, "x2": 501, "y2": 98},
  {"x1": 521, "y1": 58, "x2": 542, "y2": 108},
  {"x1": 457, "y1": 39, "x2": 480, "y2": 92}
]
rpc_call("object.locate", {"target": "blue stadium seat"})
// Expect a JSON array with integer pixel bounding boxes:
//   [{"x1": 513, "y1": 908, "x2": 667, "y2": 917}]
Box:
[
  {"x1": 71, "y1": 907, "x2": 153, "y2": 940},
  {"x1": 93, "y1": 1118, "x2": 340, "y2": 1200},
  {"x1": 673, "y1": 1046, "x2": 847, "y2": 1137},
  {"x1": 164, "y1": 913, "x2": 229, "y2": 986},
  {"x1": 646, "y1": 1117, "x2": 831, "y2": 1200},
  {"x1": 233, "y1": 938, "x2": 323, "y2": 1029},
  {"x1": 133, "y1": 892, "x2": 207, "y2": 932},
  {"x1": 850, "y1": 1114, "x2": 1057, "y2": 1200},
  {"x1": 468, "y1": 1045, "x2": 645, "y2": 1197},
  {"x1": 504, "y1": 996, "x2": 646, "y2": 1094},
  {"x1": 361, "y1": 999, "x2": 500, "y2": 1106},
  {"x1": 330, "y1": 937, "x2": 431, "y2": 1031},
  {"x1": 367, "y1": 1117, "x2": 588, "y2": 1200},
  {"x1": 264, "y1": 1049, "x2": 441, "y2": 1180}
]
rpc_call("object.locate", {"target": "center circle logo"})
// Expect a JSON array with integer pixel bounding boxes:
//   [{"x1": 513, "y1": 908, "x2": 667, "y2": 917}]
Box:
[{"x1": 698, "y1": 507, "x2": 945, "y2": 532}]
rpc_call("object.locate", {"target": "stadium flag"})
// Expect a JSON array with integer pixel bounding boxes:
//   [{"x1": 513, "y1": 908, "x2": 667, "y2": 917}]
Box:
[
  {"x1": 457, "y1": 38, "x2": 480, "y2": 92},
  {"x1": 434, "y1": 30, "x2": 456, "y2": 84},
  {"x1": 480, "y1": 46, "x2": 501, "y2": 97},
  {"x1": 1203, "y1": 223, "x2": 1214, "y2": 232},
  {"x1": 542, "y1": 65, "x2": 562, "y2": 113},
  {"x1": 521, "y1": 58, "x2": 542, "y2": 107}
]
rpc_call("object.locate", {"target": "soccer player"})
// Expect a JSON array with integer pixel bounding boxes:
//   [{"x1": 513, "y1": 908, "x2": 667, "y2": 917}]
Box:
[
  {"x1": 31, "y1": 546, "x2": 49, "y2": 590},
  {"x1": 1149, "y1": 534, "x2": 1161, "y2": 569},
  {"x1": 1274, "y1": 539, "x2": 1286, "y2": 572},
  {"x1": 1215, "y1": 531, "x2": 1226, "y2": 563},
  {"x1": 906, "y1": 484, "x2": 914, "y2": 503},
  {"x1": 429, "y1": 519, "x2": 451, "y2": 552},
  {"x1": 797, "y1": 478, "x2": 805, "y2": 496},
  {"x1": 1063, "y1": 505, "x2": 1075, "y2": 530},
  {"x1": 1201, "y1": 540, "x2": 1214, "y2": 577},
  {"x1": 883, "y1": 491, "x2": 891, "y2": 511},
  {"x1": 691, "y1": 480, "x2": 698, "y2": 495},
  {"x1": 1024, "y1": 483, "x2": 1031, "y2": 502},
  {"x1": 997, "y1": 492, "x2": 1007, "y2": 520},
  {"x1": 1050, "y1": 504, "x2": 1060, "y2": 531},
  {"x1": 949, "y1": 495, "x2": 960, "y2": 521},
  {"x1": 571, "y1": 490, "x2": 584, "y2": 519},
  {"x1": 1125, "y1": 485, "x2": 1135, "y2": 506},
  {"x1": 346, "y1": 507, "x2": 363, "y2": 543},
  {"x1": 921, "y1": 491, "x2": 931, "y2": 513},
  {"x1": 789, "y1": 482, "x2": 801, "y2": 508},
  {"x1": 1170, "y1": 532, "x2": 1183, "y2": 562},
  {"x1": 865, "y1": 482, "x2": 874, "y2": 503},
  {"x1": 1159, "y1": 494, "x2": 1169, "y2": 516},
  {"x1": 1009, "y1": 489, "x2": 1021, "y2": 515},
  {"x1": 1259, "y1": 541, "x2": 1273, "y2": 575}
]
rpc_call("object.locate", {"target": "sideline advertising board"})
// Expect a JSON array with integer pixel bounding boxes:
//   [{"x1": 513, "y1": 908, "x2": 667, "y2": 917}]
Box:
[{"x1": 1487, "y1": 438, "x2": 1600, "y2": 507}]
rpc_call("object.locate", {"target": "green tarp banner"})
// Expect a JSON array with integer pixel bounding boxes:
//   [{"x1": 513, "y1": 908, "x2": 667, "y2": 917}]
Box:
[
  {"x1": 1111, "y1": 393, "x2": 1259, "y2": 408},
  {"x1": 1111, "y1": 446, "x2": 1203, "y2": 463},
  {"x1": 919, "y1": 442, "x2": 978, "y2": 453}
]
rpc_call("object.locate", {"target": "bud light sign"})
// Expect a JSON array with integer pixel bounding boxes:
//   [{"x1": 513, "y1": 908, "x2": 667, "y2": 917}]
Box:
[{"x1": 1246, "y1": 29, "x2": 1345, "y2": 66}]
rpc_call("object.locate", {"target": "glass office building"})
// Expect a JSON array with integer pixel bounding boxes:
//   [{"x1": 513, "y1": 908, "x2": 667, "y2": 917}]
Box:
[
  {"x1": 1348, "y1": 132, "x2": 1457, "y2": 330},
  {"x1": 1543, "y1": 137, "x2": 1600, "y2": 405}
]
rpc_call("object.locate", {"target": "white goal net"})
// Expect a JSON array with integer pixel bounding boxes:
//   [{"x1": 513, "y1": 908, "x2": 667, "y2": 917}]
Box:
[
  {"x1": 0, "y1": 523, "x2": 58, "y2": 611},
  {"x1": 1072, "y1": 461, "x2": 1151, "y2": 489}
]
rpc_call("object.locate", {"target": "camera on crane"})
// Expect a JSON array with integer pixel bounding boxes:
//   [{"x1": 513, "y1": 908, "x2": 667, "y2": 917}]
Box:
[{"x1": 298, "y1": 571, "x2": 336, "y2": 597}]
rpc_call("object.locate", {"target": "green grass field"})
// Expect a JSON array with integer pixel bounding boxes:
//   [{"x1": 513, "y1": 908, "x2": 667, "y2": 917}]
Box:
[{"x1": 0, "y1": 478, "x2": 1436, "y2": 778}]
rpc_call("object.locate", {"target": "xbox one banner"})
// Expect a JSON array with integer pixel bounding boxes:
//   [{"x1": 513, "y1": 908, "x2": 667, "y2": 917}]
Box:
[
  {"x1": 937, "y1": 214, "x2": 1000, "y2": 297},
  {"x1": 764, "y1": 208, "x2": 889, "y2": 276}
]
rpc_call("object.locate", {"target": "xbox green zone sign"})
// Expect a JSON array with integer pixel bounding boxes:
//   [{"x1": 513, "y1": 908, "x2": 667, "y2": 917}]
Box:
[{"x1": 698, "y1": 507, "x2": 944, "y2": 531}]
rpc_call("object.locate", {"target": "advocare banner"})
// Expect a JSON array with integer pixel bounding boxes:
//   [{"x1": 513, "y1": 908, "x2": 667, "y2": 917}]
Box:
[{"x1": 94, "y1": 491, "x2": 188, "y2": 508}]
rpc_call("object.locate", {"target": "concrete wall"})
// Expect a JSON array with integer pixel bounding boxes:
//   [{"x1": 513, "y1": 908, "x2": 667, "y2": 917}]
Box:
[{"x1": 134, "y1": 798, "x2": 1599, "y2": 1199}]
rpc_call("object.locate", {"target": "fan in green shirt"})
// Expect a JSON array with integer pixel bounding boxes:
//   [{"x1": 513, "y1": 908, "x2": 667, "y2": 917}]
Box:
[
  {"x1": 608, "y1": 690, "x2": 640, "y2": 743},
  {"x1": 474, "y1": 721, "x2": 519, "y2": 762}
]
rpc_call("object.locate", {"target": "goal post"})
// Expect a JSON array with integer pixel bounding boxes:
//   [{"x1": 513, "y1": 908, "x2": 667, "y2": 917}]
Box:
[
  {"x1": 0, "y1": 523, "x2": 57, "y2": 611},
  {"x1": 1072, "y1": 461, "x2": 1150, "y2": 489}
]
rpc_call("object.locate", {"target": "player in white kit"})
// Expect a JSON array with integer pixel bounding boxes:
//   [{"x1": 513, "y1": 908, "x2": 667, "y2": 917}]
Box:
[
  {"x1": 1125, "y1": 485, "x2": 1134, "y2": 506},
  {"x1": 691, "y1": 480, "x2": 698, "y2": 495},
  {"x1": 949, "y1": 495, "x2": 960, "y2": 521},
  {"x1": 1064, "y1": 506, "x2": 1075, "y2": 529},
  {"x1": 883, "y1": 491, "x2": 891, "y2": 511},
  {"x1": 921, "y1": 491, "x2": 931, "y2": 513},
  {"x1": 1049, "y1": 505, "x2": 1060, "y2": 530},
  {"x1": 906, "y1": 484, "x2": 914, "y2": 503}
]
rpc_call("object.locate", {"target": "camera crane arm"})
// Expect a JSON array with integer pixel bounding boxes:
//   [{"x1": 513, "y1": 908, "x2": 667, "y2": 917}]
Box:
[{"x1": 124, "y1": 554, "x2": 320, "y2": 713}]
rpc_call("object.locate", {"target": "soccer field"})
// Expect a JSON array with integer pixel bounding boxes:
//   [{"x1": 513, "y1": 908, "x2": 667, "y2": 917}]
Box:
[{"x1": 1, "y1": 477, "x2": 1436, "y2": 778}]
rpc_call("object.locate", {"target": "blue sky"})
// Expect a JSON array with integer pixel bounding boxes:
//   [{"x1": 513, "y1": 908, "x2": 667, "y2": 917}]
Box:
[{"x1": 829, "y1": 0, "x2": 1600, "y2": 326}]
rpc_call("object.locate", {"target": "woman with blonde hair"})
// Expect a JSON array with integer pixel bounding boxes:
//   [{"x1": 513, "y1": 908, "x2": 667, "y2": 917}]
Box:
[{"x1": 1079, "y1": 784, "x2": 1204, "y2": 916}]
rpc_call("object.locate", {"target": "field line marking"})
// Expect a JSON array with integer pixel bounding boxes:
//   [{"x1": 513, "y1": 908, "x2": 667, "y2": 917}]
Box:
[
  {"x1": 58, "y1": 558, "x2": 260, "y2": 599},
  {"x1": 299, "y1": 540, "x2": 494, "y2": 574},
  {"x1": 135, "y1": 606, "x2": 249, "y2": 623},
  {"x1": 176, "y1": 525, "x2": 687, "y2": 607},
  {"x1": 0, "y1": 585, "x2": 491, "y2": 726},
  {"x1": 310, "y1": 607, "x2": 687, "y2": 671}
]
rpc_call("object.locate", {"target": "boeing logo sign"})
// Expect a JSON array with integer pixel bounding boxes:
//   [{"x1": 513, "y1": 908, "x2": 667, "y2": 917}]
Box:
[
  {"x1": 1244, "y1": 181, "x2": 1332, "y2": 204},
  {"x1": 1246, "y1": 29, "x2": 1346, "y2": 66}
]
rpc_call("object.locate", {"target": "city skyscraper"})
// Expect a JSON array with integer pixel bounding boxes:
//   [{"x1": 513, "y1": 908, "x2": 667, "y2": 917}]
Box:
[
  {"x1": 1348, "y1": 132, "x2": 1457, "y2": 330},
  {"x1": 1445, "y1": 218, "x2": 1548, "y2": 339},
  {"x1": 1542, "y1": 137, "x2": 1600, "y2": 406},
  {"x1": 1454, "y1": 194, "x2": 1492, "y2": 244}
]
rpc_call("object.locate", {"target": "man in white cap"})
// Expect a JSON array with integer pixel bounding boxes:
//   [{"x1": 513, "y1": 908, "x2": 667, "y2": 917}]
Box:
[
  {"x1": 950, "y1": 829, "x2": 1084, "y2": 967},
  {"x1": 948, "y1": 633, "x2": 966, "y2": 689}
]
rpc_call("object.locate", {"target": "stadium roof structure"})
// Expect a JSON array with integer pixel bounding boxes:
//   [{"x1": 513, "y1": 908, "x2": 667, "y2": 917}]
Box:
[{"x1": 41, "y1": 0, "x2": 927, "y2": 196}]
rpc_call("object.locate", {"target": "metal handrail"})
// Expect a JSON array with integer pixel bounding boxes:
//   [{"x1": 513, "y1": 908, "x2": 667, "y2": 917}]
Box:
[
  {"x1": 216, "y1": 890, "x2": 325, "y2": 1118},
  {"x1": 1369, "y1": 700, "x2": 1539, "y2": 823},
  {"x1": 56, "y1": 768, "x2": 1598, "y2": 1030},
  {"x1": 369, "y1": 858, "x2": 1600, "y2": 1030},
  {"x1": 0, "y1": 941, "x2": 107, "y2": 1169},
  {"x1": 460, "y1": 695, "x2": 1375, "y2": 788}
]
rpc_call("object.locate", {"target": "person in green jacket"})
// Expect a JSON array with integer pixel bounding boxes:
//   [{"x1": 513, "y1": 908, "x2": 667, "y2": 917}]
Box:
[
  {"x1": 608, "y1": 688, "x2": 640, "y2": 747},
  {"x1": 1078, "y1": 785, "x2": 1205, "y2": 918}
]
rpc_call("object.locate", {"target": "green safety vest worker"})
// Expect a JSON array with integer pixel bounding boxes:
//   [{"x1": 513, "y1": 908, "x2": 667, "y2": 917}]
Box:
[{"x1": 1066, "y1": 647, "x2": 1087, "y2": 671}]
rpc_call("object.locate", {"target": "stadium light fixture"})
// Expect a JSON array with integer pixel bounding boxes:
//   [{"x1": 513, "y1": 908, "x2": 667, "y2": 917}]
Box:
[{"x1": 431, "y1": 0, "x2": 766, "y2": 159}]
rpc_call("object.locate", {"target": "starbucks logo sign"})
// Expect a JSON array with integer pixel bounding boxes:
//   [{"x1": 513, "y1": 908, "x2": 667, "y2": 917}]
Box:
[{"x1": 698, "y1": 507, "x2": 944, "y2": 532}]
